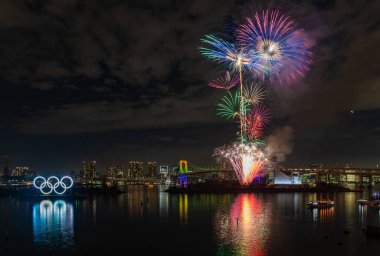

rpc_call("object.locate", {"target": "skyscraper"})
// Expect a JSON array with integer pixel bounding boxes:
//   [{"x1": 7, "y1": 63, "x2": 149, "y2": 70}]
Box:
[
  {"x1": 81, "y1": 161, "x2": 89, "y2": 180},
  {"x1": 128, "y1": 161, "x2": 144, "y2": 179},
  {"x1": 81, "y1": 161, "x2": 97, "y2": 180},
  {"x1": 147, "y1": 162, "x2": 157, "y2": 177},
  {"x1": 89, "y1": 161, "x2": 97, "y2": 179}
]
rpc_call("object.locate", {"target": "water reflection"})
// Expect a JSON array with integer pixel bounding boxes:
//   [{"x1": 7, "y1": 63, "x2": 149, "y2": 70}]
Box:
[
  {"x1": 215, "y1": 194, "x2": 268, "y2": 256},
  {"x1": 358, "y1": 204, "x2": 380, "y2": 225},
  {"x1": 33, "y1": 200, "x2": 74, "y2": 247},
  {"x1": 179, "y1": 194, "x2": 188, "y2": 224},
  {"x1": 358, "y1": 205, "x2": 366, "y2": 224},
  {"x1": 159, "y1": 190, "x2": 169, "y2": 219},
  {"x1": 311, "y1": 207, "x2": 334, "y2": 223}
]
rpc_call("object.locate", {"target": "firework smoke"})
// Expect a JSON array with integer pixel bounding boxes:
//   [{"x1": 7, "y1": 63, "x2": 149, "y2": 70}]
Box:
[{"x1": 265, "y1": 126, "x2": 294, "y2": 162}]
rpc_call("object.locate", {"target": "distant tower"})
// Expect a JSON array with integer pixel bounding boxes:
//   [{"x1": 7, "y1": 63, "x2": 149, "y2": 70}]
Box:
[
  {"x1": 2, "y1": 155, "x2": 10, "y2": 181},
  {"x1": 81, "y1": 161, "x2": 89, "y2": 180},
  {"x1": 147, "y1": 162, "x2": 157, "y2": 177},
  {"x1": 128, "y1": 161, "x2": 144, "y2": 179},
  {"x1": 81, "y1": 160, "x2": 97, "y2": 181},
  {"x1": 89, "y1": 161, "x2": 97, "y2": 179}
]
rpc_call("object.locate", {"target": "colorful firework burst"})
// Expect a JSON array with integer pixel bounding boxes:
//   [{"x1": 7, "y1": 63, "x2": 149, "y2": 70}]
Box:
[
  {"x1": 216, "y1": 91, "x2": 248, "y2": 120},
  {"x1": 209, "y1": 71, "x2": 239, "y2": 90},
  {"x1": 199, "y1": 34, "x2": 251, "y2": 71},
  {"x1": 242, "y1": 84, "x2": 266, "y2": 105},
  {"x1": 199, "y1": 34, "x2": 269, "y2": 78},
  {"x1": 237, "y1": 10, "x2": 312, "y2": 83},
  {"x1": 251, "y1": 104, "x2": 271, "y2": 126}
]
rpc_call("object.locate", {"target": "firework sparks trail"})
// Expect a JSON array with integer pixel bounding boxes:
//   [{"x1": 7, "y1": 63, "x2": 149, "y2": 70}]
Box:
[{"x1": 214, "y1": 143, "x2": 267, "y2": 186}]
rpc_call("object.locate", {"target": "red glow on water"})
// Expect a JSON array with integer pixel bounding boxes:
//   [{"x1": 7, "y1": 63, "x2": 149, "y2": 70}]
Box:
[{"x1": 214, "y1": 194, "x2": 268, "y2": 255}]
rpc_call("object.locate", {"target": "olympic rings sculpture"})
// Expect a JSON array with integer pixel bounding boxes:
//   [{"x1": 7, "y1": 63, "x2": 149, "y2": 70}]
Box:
[{"x1": 33, "y1": 176, "x2": 74, "y2": 195}]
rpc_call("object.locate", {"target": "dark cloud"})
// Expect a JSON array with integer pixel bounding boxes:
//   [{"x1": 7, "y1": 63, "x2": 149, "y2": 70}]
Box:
[
  {"x1": 17, "y1": 95, "x2": 220, "y2": 134},
  {"x1": 0, "y1": 0, "x2": 379, "y2": 172}
]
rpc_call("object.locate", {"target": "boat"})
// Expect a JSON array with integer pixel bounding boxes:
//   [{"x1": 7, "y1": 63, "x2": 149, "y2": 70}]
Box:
[
  {"x1": 306, "y1": 200, "x2": 334, "y2": 208},
  {"x1": 357, "y1": 192, "x2": 380, "y2": 207},
  {"x1": 357, "y1": 199, "x2": 368, "y2": 205}
]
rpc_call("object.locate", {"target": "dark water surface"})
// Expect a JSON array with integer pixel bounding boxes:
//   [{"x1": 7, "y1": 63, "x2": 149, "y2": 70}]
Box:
[{"x1": 0, "y1": 185, "x2": 379, "y2": 256}]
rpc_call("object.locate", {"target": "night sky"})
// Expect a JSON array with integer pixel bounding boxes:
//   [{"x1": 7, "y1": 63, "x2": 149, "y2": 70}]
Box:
[{"x1": 0, "y1": 0, "x2": 379, "y2": 174}]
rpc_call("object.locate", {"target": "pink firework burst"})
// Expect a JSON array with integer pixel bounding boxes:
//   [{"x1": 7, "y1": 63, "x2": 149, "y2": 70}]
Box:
[{"x1": 208, "y1": 71, "x2": 239, "y2": 90}]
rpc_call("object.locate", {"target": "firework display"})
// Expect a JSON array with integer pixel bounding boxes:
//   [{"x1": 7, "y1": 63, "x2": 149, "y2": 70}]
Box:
[
  {"x1": 200, "y1": 9, "x2": 311, "y2": 186},
  {"x1": 237, "y1": 10, "x2": 312, "y2": 83},
  {"x1": 214, "y1": 143, "x2": 266, "y2": 185}
]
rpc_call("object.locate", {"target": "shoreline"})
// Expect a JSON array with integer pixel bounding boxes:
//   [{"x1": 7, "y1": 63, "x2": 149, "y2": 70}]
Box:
[
  {"x1": 0, "y1": 185, "x2": 125, "y2": 198},
  {"x1": 165, "y1": 181, "x2": 361, "y2": 194}
]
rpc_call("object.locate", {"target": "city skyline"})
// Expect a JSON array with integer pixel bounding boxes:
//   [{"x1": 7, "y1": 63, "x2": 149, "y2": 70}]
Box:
[
  {"x1": 0, "y1": 0, "x2": 379, "y2": 172},
  {"x1": 1, "y1": 155, "x2": 171, "y2": 176}
]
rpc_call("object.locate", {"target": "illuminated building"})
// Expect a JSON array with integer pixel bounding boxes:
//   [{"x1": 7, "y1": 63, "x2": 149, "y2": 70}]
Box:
[
  {"x1": 11, "y1": 166, "x2": 29, "y2": 176},
  {"x1": 81, "y1": 161, "x2": 89, "y2": 180},
  {"x1": 10, "y1": 166, "x2": 36, "y2": 181},
  {"x1": 170, "y1": 164, "x2": 179, "y2": 175},
  {"x1": 89, "y1": 161, "x2": 97, "y2": 179},
  {"x1": 81, "y1": 161, "x2": 97, "y2": 180},
  {"x1": 274, "y1": 170, "x2": 301, "y2": 184},
  {"x1": 147, "y1": 162, "x2": 157, "y2": 177},
  {"x1": 159, "y1": 166, "x2": 169, "y2": 177},
  {"x1": 128, "y1": 161, "x2": 144, "y2": 179},
  {"x1": 107, "y1": 165, "x2": 123, "y2": 179}
]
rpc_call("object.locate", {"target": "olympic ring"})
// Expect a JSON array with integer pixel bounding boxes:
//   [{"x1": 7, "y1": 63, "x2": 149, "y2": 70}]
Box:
[{"x1": 33, "y1": 176, "x2": 74, "y2": 195}]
